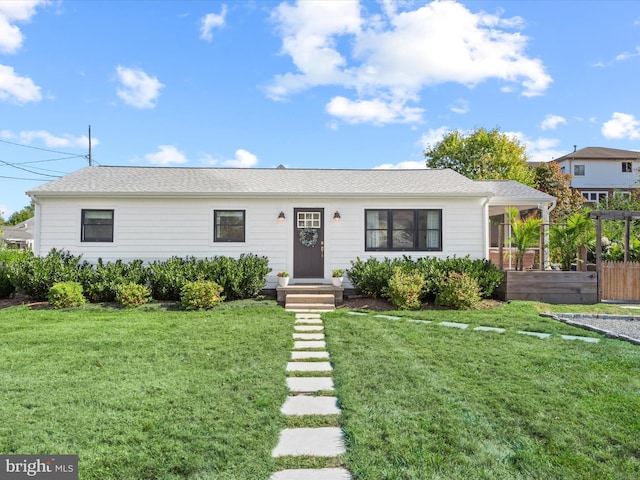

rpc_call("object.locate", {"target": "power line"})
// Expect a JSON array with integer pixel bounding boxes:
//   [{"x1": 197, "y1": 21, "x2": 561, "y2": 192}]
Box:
[
  {"x1": 0, "y1": 158, "x2": 60, "y2": 178},
  {"x1": 0, "y1": 158, "x2": 69, "y2": 175},
  {"x1": 0, "y1": 137, "x2": 88, "y2": 158},
  {"x1": 0, "y1": 175, "x2": 53, "y2": 181}
]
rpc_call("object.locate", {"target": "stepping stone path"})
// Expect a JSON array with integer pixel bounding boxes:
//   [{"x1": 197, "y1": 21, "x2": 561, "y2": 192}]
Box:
[
  {"x1": 347, "y1": 311, "x2": 601, "y2": 343},
  {"x1": 271, "y1": 313, "x2": 351, "y2": 480}
]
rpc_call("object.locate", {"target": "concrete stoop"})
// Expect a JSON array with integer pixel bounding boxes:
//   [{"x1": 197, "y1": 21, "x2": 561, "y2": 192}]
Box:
[
  {"x1": 285, "y1": 293, "x2": 336, "y2": 312},
  {"x1": 271, "y1": 312, "x2": 352, "y2": 480}
]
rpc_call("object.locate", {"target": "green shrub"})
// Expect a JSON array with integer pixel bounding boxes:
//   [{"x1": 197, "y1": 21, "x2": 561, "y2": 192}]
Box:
[
  {"x1": 48, "y1": 281, "x2": 87, "y2": 309},
  {"x1": 432, "y1": 256, "x2": 503, "y2": 299},
  {"x1": 435, "y1": 271, "x2": 482, "y2": 310},
  {"x1": 180, "y1": 280, "x2": 224, "y2": 310},
  {"x1": 0, "y1": 247, "x2": 32, "y2": 298},
  {"x1": 347, "y1": 257, "x2": 395, "y2": 297},
  {"x1": 384, "y1": 267, "x2": 426, "y2": 310},
  {"x1": 115, "y1": 283, "x2": 152, "y2": 308},
  {"x1": 80, "y1": 258, "x2": 148, "y2": 303},
  {"x1": 6, "y1": 249, "x2": 88, "y2": 301}
]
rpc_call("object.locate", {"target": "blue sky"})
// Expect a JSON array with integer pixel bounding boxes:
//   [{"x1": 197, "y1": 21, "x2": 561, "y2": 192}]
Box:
[{"x1": 1, "y1": 0, "x2": 640, "y2": 215}]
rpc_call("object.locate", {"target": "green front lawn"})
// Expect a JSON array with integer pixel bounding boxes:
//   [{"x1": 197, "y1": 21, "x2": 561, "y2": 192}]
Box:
[
  {"x1": 1, "y1": 301, "x2": 638, "y2": 479},
  {"x1": 324, "y1": 302, "x2": 640, "y2": 479},
  {"x1": 0, "y1": 302, "x2": 292, "y2": 480}
]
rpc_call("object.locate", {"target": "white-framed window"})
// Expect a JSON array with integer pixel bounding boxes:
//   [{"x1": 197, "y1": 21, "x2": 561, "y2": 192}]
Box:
[
  {"x1": 622, "y1": 162, "x2": 633, "y2": 173},
  {"x1": 574, "y1": 164, "x2": 585, "y2": 176},
  {"x1": 581, "y1": 191, "x2": 608, "y2": 203},
  {"x1": 297, "y1": 211, "x2": 321, "y2": 228}
]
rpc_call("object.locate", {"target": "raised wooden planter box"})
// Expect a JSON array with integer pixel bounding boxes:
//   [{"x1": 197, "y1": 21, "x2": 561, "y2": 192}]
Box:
[{"x1": 495, "y1": 271, "x2": 598, "y2": 304}]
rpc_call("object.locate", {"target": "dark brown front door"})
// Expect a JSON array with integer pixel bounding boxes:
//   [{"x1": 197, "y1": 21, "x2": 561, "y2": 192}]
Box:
[{"x1": 294, "y1": 208, "x2": 324, "y2": 278}]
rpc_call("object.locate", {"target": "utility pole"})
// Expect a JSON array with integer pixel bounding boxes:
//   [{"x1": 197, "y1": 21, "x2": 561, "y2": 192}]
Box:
[{"x1": 88, "y1": 125, "x2": 93, "y2": 166}]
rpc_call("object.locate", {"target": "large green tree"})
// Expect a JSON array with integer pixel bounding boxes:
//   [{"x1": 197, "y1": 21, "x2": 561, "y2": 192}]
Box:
[
  {"x1": 533, "y1": 161, "x2": 584, "y2": 223},
  {"x1": 423, "y1": 127, "x2": 535, "y2": 186},
  {"x1": 6, "y1": 202, "x2": 35, "y2": 225}
]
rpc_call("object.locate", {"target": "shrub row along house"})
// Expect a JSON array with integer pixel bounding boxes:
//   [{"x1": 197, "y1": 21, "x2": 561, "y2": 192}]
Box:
[{"x1": 26, "y1": 166, "x2": 555, "y2": 289}]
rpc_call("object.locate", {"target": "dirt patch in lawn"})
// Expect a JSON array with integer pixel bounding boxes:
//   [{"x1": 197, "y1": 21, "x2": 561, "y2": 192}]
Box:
[
  {"x1": 339, "y1": 296, "x2": 504, "y2": 311},
  {"x1": 0, "y1": 294, "x2": 49, "y2": 310}
]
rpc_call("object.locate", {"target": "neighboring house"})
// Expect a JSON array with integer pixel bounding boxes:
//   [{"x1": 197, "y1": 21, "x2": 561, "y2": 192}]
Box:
[
  {"x1": 0, "y1": 217, "x2": 34, "y2": 250},
  {"x1": 26, "y1": 166, "x2": 555, "y2": 287},
  {"x1": 553, "y1": 146, "x2": 640, "y2": 203}
]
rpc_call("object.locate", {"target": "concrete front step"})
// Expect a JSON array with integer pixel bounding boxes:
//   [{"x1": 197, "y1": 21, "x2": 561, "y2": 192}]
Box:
[{"x1": 286, "y1": 304, "x2": 335, "y2": 312}]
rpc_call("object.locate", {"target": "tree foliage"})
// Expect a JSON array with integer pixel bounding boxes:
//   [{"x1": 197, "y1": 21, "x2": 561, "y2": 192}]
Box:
[
  {"x1": 549, "y1": 212, "x2": 595, "y2": 271},
  {"x1": 533, "y1": 161, "x2": 584, "y2": 223},
  {"x1": 506, "y1": 207, "x2": 543, "y2": 271},
  {"x1": 6, "y1": 202, "x2": 35, "y2": 225},
  {"x1": 423, "y1": 127, "x2": 535, "y2": 186}
]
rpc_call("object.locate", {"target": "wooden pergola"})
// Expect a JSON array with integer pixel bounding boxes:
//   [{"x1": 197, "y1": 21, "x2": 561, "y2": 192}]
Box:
[{"x1": 589, "y1": 210, "x2": 640, "y2": 301}]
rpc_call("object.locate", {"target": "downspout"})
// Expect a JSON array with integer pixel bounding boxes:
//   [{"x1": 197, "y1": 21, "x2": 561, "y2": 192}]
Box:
[
  {"x1": 29, "y1": 194, "x2": 40, "y2": 256},
  {"x1": 482, "y1": 195, "x2": 491, "y2": 260}
]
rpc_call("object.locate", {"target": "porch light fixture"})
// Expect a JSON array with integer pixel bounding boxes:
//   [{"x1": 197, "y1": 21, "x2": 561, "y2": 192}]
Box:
[
  {"x1": 333, "y1": 211, "x2": 341, "y2": 221},
  {"x1": 278, "y1": 211, "x2": 286, "y2": 221}
]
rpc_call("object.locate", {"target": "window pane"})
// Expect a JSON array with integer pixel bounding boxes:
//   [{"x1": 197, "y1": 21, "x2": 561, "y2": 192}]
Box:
[
  {"x1": 392, "y1": 210, "x2": 413, "y2": 230},
  {"x1": 82, "y1": 209, "x2": 113, "y2": 242},
  {"x1": 574, "y1": 165, "x2": 585, "y2": 176},
  {"x1": 392, "y1": 230, "x2": 413, "y2": 249},
  {"x1": 366, "y1": 210, "x2": 387, "y2": 229},
  {"x1": 215, "y1": 210, "x2": 245, "y2": 242},
  {"x1": 366, "y1": 230, "x2": 387, "y2": 249}
]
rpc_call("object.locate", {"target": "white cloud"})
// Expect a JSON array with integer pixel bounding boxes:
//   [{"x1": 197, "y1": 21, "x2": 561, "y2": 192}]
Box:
[
  {"x1": 115, "y1": 66, "x2": 164, "y2": 109},
  {"x1": 0, "y1": 64, "x2": 42, "y2": 104},
  {"x1": 506, "y1": 131, "x2": 564, "y2": 163},
  {"x1": 418, "y1": 126, "x2": 450, "y2": 150},
  {"x1": 0, "y1": 0, "x2": 46, "y2": 54},
  {"x1": 0, "y1": 204, "x2": 12, "y2": 217},
  {"x1": 325, "y1": 96, "x2": 423, "y2": 125},
  {"x1": 221, "y1": 149, "x2": 259, "y2": 168},
  {"x1": 615, "y1": 46, "x2": 640, "y2": 62},
  {"x1": 373, "y1": 161, "x2": 427, "y2": 169},
  {"x1": 449, "y1": 98, "x2": 469, "y2": 114},
  {"x1": 540, "y1": 114, "x2": 567, "y2": 130},
  {"x1": 5, "y1": 130, "x2": 96, "y2": 149},
  {"x1": 267, "y1": 0, "x2": 552, "y2": 124},
  {"x1": 144, "y1": 145, "x2": 188, "y2": 165},
  {"x1": 602, "y1": 112, "x2": 640, "y2": 140},
  {"x1": 200, "y1": 4, "x2": 227, "y2": 41}
]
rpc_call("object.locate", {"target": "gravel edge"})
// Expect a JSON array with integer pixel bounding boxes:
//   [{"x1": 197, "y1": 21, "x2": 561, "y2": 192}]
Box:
[{"x1": 541, "y1": 312, "x2": 640, "y2": 346}]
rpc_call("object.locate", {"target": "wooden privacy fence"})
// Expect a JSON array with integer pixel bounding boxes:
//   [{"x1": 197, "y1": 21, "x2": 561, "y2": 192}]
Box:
[{"x1": 601, "y1": 261, "x2": 640, "y2": 301}]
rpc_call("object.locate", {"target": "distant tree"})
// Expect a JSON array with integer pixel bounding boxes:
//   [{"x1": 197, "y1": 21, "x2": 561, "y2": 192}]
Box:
[
  {"x1": 6, "y1": 202, "x2": 35, "y2": 225},
  {"x1": 533, "y1": 161, "x2": 584, "y2": 223},
  {"x1": 423, "y1": 127, "x2": 535, "y2": 186}
]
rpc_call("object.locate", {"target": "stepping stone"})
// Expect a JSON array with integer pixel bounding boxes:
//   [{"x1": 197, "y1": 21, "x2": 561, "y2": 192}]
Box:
[
  {"x1": 294, "y1": 333, "x2": 325, "y2": 340},
  {"x1": 407, "y1": 319, "x2": 432, "y2": 324},
  {"x1": 347, "y1": 311, "x2": 367, "y2": 316},
  {"x1": 518, "y1": 331, "x2": 551, "y2": 339},
  {"x1": 295, "y1": 325, "x2": 324, "y2": 332},
  {"x1": 291, "y1": 351, "x2": 330, "y2": 360},
  {"x1": 474, "y1": 326, "x2": 506, "y2": 333},
  {"x1": 561, "y1": 334, "x2": 600, "y2": 343},
  {"x1": 294, "y1": 340, "x2": 326, "y2": 350},
  {"x1": 287, "y1": 362, "x2": 333, "y2": 372},
  {"x1": 374, "y1": 314, "x2": 401, "y2": 320},
  {"x1": 296, "y1": 318, "x2": 323, "y2": 325},
  {"x1": 281, "y1": 396, "x2": 341, "y2": 415},
  {"x1": 296, "y1": 313, "x2": 322, "y2": 319},
  {"x1": 270, "y1": 468, "x2": 351, "y2": 480},
  {"x1": 439, "y1": 321, "x2": 469, "y2": 329},
  {"x1": 272, "y1": 427, "x2": 346, "y2": 457},
  {"x1": 287, "y1": 377, "x2": 334, "y2": 393}
]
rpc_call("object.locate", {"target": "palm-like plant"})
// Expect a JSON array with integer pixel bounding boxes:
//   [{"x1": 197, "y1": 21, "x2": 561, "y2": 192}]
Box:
[
  {"x1": 549, "y1": 213, "x2": 595, "y2": 271},
  {"x1": 506, "y1": 207, "x2": 543, "y2": 271}
]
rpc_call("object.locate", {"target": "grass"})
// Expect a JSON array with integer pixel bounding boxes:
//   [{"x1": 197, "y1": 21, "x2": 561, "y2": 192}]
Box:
[
  {"x1": 1, "y1": 299, "x2": 639, "y2": 479},
  {"x1": 0, "y1": 301, "x2": 292, "y2": 480},
  {"x1": 323, "y1": 301, "x2": 640, "y2": 479}
]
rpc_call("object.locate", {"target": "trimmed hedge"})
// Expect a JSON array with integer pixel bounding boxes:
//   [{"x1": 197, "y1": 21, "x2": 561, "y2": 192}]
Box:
[{"x1": 347, "y1": 255, "x2": 503, "y2": 303}]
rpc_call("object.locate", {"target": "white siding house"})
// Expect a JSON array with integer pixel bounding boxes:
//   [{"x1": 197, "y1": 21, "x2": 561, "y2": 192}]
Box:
[
  {"x1": 553, "y1": 147, "x2": 640, "y2": 203},
  {"x1": 27, "y1": 166, "x2": 555, "y2": 288}
]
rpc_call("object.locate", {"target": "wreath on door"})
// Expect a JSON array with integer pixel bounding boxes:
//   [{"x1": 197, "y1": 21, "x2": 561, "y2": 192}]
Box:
[{"x1": 299, "y1": 228, "x2": 319, "y2": 247}]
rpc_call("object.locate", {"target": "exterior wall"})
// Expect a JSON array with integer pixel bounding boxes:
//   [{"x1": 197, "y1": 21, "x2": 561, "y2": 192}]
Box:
[
  {"x1": 557, "y1": 159, "x2": 639, "y2": 189},
  {"x1": 33, "y1": 195, "x2": 486, "y2": 288}
]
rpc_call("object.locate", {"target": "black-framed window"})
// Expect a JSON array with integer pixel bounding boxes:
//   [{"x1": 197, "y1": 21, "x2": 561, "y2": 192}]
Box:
[
  {"x1": 574, "y1": 164, "x2": 585, "y2": 176},
  {"x1": 81, "y1": 209, "x2": 114, "y2": 242},
  {"x1": 365, "y1": 209, "x2": 442, "y2": 251},
  {"x1": 214, "y1": 210, "x2": 245, "y2": 242},
  {"x1": 622, "y1": 162, "x2": 633, "y2": 173}
]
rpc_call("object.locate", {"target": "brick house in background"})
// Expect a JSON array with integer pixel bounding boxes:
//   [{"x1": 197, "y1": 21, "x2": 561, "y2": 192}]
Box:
[{"x1": 553, "y1": 146, "x2": 640, "y2": 204}]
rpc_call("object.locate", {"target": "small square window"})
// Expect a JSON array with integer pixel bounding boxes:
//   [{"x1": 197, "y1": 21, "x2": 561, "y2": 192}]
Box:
[
  {"x1": 214, "y1": 210, "x2": 245, "y2": 242},
  {"x1": 574, "y1": 165, "x2": 585, "y2": 176},
  {"x1": 81, "y1": 209, "x2": 114, "y2": 242},
  {"x1": 622, "y1": 162, "x2": 633, "y2": 173}
]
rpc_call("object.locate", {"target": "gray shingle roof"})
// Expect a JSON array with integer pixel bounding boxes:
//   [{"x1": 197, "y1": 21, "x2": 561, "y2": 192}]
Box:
[
  {"x1": 554, "y1": 147, "x2": 640, "y2": 162},
  {"x1": 475, "y1": 180, "x2": 555, "y2": 202},
  {"x1": 28, "y1": 166, "x2": 495, "y2": 197}
]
